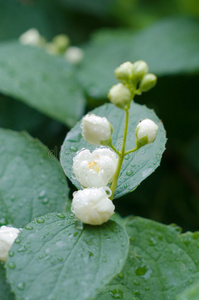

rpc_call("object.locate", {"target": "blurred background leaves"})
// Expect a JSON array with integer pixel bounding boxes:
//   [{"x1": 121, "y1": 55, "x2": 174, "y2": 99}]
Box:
[{"x1": 0, "y1": 0, "x2": 199, "y2": 231}]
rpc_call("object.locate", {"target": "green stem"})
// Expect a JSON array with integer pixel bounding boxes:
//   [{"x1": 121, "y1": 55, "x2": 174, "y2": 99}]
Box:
[
  {"x1": 110, "y1": 105, "x2": 130, "y2": 199},
  {"x1": 124, "y1": 146, "x2": 138, "y2": 156},
  {"x1": 109, "y1": 143, "x2": 120, "y2": 156}
]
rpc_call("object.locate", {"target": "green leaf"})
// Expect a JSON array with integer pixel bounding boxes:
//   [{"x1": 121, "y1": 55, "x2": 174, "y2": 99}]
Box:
[
  {"x1": 177, "y1": 280, "x2": 199, "y2": 300},
  {"x1": 0, "y1": 42, "x2": 85, "y2": 127},
  {"x1": 0, "y1": 0, "x2": 67, "y2": 41},
  {"x1": 6, "y1": 212, "x2": 129, "y2": 300},
  {"x1": 78, "y1": 17, "x2": 199, "y2": 99},
  {"x1": 0, "y1": 263, "x2": 14, "y2": 300},
  {"x1": 96, "y1": 217, "x2": 199, "y2": 300},
  {"x1": 60, "y1": 102, "x2": 166, "y2": 199},
  {"x1": 0, "y1": 129, "x2": 69, "y2": 227}
]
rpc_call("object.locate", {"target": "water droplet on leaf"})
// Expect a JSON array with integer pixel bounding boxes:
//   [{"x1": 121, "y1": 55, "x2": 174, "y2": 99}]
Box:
[
  {"x1": 38, "y1": 190, "x2": 46, "y2": 199},
  {"x1": 126, "y1": 170, "x2": 133, "y2": 176},
  {"x1": 17, "y1": 282, "x2": 25, "y2": 291},
  {"x1": 109, "y1": 289, "x2": 123, "y2": 299},
  {"x1": 9, "y1": 251, "x2": 15, "y2": 257},
  {"x1": 57, "y1": 213, "x2": 65, "y2": 219},
  {"x1": 25, "y1": 225, "x2": 33, "y2": 230},
  {"x1": 36, "y1": 217, "x2": 45, "y2": 223},
  {"x1": 70, "y1": 146, "x2": 78, "y2": 152},
  {"x1": 7, "y1": 262, "x2": 16, "y2": 269}
]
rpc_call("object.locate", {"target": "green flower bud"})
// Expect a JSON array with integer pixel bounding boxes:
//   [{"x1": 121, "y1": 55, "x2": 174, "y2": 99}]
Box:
[
  {"x1": 52, "y1": 34, "x2": 70, "y2": 54},
  {"x1": 139, "y1": 73, "x2": 157, "y2": 92},
  {"x1": 135, "y1": 119, "x2": 158, "y2": 148},
  {"x1": 132, "y1": 60, "x2": 149, "y2": 81},
  {"x1": 114, "y1": 61, "x2": 134, "y2": 83},
  {"x1": 108, "y1": 83, "x2": 131, "y2": 109}
]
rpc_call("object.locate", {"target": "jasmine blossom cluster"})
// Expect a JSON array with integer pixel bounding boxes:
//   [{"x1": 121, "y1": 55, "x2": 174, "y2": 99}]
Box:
[
  {"x1": 19, "y1": 29, "x2": 84, "y2": 64},
  {"x1": 71, "y1": 60, "x2": 158, "y2": 226}
]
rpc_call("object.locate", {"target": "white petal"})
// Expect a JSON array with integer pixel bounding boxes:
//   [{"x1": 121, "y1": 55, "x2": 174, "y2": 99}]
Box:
[
  {"x1": 71, "y1": 187, "x2": 115, "y2": 225},
  {"x1": 0, "y1": 226, "x2": 20, "y2": 262},
  {"x1": 73, "y1": 148, "x2": 118, "y2": 188}
]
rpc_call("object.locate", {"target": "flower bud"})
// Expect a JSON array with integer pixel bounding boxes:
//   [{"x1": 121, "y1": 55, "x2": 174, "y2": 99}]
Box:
[
  {"x1": 135, "y1": 119, "x2": 158, "y2": 148},
  {"x1": 65, "y1": 46, "x2": 84, "y2": 64},
  {"x1": 81, "y1": 114, "x2": 112, "y2": 145},
  {"x1": 52, "y1": 34, "x2": 70, "y2": 54},
  {"x1": 19, "y1": 28, "x2": 45, "y2": 47},
  {"x1": 114, "y1": 61, "x2": 134, "y2": 83},
  {"x1": 108, "y1": 83, "x2": 131, "y2": 109},
  {"x1": 139, "y1": 73, "x2": 157, "y2": 92},
  {"x1": 132, "y1": 60, "x2": 149, "y2": 81},
  {"x1": 71, "y1": 187, "x2": 115, "y2": 225},
  {"x1": 0, "y1": 226, "x2": 20, "y2": 262},
  {"x1": 73, "y1": 148, "x2": 118, "y2": 188}
]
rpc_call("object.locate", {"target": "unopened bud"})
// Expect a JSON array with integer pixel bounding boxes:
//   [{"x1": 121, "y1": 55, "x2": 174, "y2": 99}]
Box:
[
  {"x1": 114, "y1": 61, "x2": 134, "y2": 83},
  {"x1": 19, "y1": 28, "x2": 45, "y2": 47},
  {"x1": 132, "y1": 60, "x2": 149, "y2": 81},
  {"x1": 65, "y1": 46, "x2": 84, "y2": 64},
  {"x1": 71, "y1": 187, "x2": 115, "y2": 225},
  {"x1": 139, "y1": 73, "x2": 157, "y2": 92},
  {"x1": 135, "y1": 119, "x2": 158, "y2": 148},
  {"x1": 52, "y1": 34, "x2": 70, "y2": 54},
  {"x1": 108, "y1": 83, "x2": 131, "y2": 109},
  {"x1": 81, "y1": 114, "x2": 112, "y2": 145}
]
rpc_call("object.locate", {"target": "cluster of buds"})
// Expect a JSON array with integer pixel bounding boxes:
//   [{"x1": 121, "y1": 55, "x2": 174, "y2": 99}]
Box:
[
  {"x1": 108, "y1": 60, "x2": 157, "y2": 110},
  {"x1": 0, "y1": 226, "x2": 20, "y2": 262},
  {"x1": 71, "y1": 60, "x2": 158, "y2": 226},
  {"x1": 19, "y1": 29, "x2": 84, "y2": 64}
]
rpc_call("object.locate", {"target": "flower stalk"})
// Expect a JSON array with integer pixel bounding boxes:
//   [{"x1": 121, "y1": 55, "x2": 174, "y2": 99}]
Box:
[{"x1": 71, "y1": 60, "x2": 158, "y2": 225}]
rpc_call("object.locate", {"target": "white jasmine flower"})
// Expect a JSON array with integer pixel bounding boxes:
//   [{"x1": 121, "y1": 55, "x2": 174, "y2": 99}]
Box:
[
  {"x1": 0, "y1": 226, "x2": 20, "y2": 262},
  {"x1": 135, "y1": 119, "x2": 158, "y2": 147},
  {"x1": 108, "y1": 83, "x2": 131, "y2": 109},
  {"x1": 81, "y1": 114, "x2": 112, "y2": 145},
  {"x1": 71, "y1": 187, "x2": 115, "y2": 225},
  {"x1": 19, "y1": 28, "x2": 45, "y2": 47},
  {"x1": 65, "y1": 46, "x2": 84, "y2": 64},
  {"x1": 73, "y1": 148, "x2": 118, "y2": 188}
]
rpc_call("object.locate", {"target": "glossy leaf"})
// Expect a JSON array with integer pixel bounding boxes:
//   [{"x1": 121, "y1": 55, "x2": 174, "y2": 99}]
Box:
[
  {"x1": 0, "y1": 42, "x2": 85, "y2": 127},
  {"x1": 0, "y1": 129, "x2": 69, "y2": 227},
  {"x1": 6, "y1": 212, "x2": 129, "y2": 300},
  {"x1": 60, "y1": 102, "x2": 166, "y2": 199},
  {"x1": 96, "y1": 217, "x2": 199, "y2": 300},
  {"x1": 0, "y1": 263, "x2": 14, "y2": 300}
]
